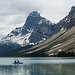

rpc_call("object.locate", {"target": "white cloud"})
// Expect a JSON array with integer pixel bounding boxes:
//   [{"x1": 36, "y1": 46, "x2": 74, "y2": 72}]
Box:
[
  {"x1": 3, "y1": 14, "x2": 26, "y2": 25},
  {"x1": 0, "y1": 0, "x2": 75, "y2": 39}
]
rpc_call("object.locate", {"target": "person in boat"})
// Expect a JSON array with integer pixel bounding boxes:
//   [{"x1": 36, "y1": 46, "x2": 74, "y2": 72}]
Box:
[
  {"x1": 14, "y1": 59, "x2": 16, "y2": 64},
  {"x1": 17, "y1": 59, "x2": 20, "y2": 64}
]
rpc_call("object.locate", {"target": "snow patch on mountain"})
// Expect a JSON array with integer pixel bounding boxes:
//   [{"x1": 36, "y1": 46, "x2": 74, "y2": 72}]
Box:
[
  {"x1": 64, "y1": 18, "x2": 70, "y2": 23},
  {"x1": 42, "y1": 38, "x2": 46, "y2": 41},
  {"x1": 8, "y1": 27, "x2": 23, "y2": 37},
  {"x1": 29, "y1": 43, "x2": 35, "y2": 45},
  {"x1": 38, "y1": 18, "x2": 53, "y2": 25},
  {"x1": 61, "y1": 27, "x2": 64, "y2": 31},
  {"x1": 0, "y1": 29, "x2": 34, "y2": 46}
]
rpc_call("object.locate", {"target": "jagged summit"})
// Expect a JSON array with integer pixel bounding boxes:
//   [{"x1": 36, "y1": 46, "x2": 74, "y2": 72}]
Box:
[
  {"x1": 69, "y1": 6, "x2": 75, "y2": 18},
  {"x1": 24, "y1": 11, "x2": 53, "y2": 29},
  {"x1": 54, "y1": 6, "x2": 75, "y2": 33},
  {"x1": 71, "y1": 6, "x2": 75, "y2": 10},
  {"x1": 28, "y1": 11, "x2": 40, "y2": 17},
  {"x1": 24, "y1": 11, "x2": 41, "y2": 29}
]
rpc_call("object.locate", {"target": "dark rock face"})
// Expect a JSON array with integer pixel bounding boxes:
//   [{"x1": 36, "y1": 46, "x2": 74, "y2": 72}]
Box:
[
  {"x1": 29, "y1": 22, "x2": 55, "y2": 43},
  {"x1": 23, "y1": 11, "x2": 55, "y2": 44},
  {"x1": 68, "y1": 17, "x2": 75, "y2": 29},
  {"x1": 54, "y1": 6, "x2": 75, "y2": 33},
  {"x1": 24, "y1": 11, "x2": 41, "y2": 29},
  {"x1": 69, "y1": 6, "x2": 75, "y2": 18},
  {"x1": 22, "y1": 11, "x2": 55, "y2": 44}
]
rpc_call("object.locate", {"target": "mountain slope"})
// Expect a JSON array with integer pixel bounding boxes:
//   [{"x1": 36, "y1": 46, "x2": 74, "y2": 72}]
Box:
[
  {"x1": 54, "y1": 6, "x2": 75, "y2": 33},
  {"x1": 0, "y1": 11, "x2": 55, "y2": 55},
  {"x1": 19, "y1": 25, "x2": 75, "y2": 57},
  {"x1": 46, "y1": 26, "x2": 75, "y2": 57},
  {"x1": 17, "y1": 6, "x2": 75, "y2": 57}
]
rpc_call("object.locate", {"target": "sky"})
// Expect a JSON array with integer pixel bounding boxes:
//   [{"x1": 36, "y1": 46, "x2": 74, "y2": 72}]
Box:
[{"x1": 0, "y1": 0, "x2": 75, "y2": 39}]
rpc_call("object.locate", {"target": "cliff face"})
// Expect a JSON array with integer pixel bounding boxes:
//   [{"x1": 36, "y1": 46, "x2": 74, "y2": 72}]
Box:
[{"x1": 54, "y1": 6, "x2": 75, "y2": 33}]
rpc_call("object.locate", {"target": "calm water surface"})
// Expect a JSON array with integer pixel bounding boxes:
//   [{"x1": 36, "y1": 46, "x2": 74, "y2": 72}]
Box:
[{"x1": 0, "y1": 57, "x2": 75, "y2": 75}]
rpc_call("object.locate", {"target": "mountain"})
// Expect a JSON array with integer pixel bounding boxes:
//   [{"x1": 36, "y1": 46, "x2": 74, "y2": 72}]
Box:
[
  {"x1": 16, "y1": 6, "x2": 75, "y2": 57},
  {"x1": 54, "y1": 6, "x2": 75, "y2": 33},
  {"x1": 0, "y1": 6, "x2": 75, "y2": 57},
  {"x1": 0, "y1": 11, "x2": 55, "y2": 55},
  {"x1": 19, "y1": 25, "x2": 75, "y2": 57}
]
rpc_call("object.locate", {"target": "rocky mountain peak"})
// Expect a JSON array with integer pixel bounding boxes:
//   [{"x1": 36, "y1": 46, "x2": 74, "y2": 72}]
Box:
[
  {"x1": 24, "y1": 11, "x2": 43, "y2": 29},
  {"x1": 54, "y1": 6, "x2": 75, "y2": 33},
  {"x1": 28, "y1": 11, "x2": 40, "y2": 17},
  {"x1": 69, "y1": 6, "x2": 75, "y2": 18},
  {"x1": 71, "y1": 6, "x2": 75, "y2": 10}
]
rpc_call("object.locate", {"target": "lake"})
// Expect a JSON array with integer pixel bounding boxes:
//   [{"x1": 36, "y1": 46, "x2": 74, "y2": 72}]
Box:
[{"x1": 0, "y1": 57, "x2": 75, "y2": 75}]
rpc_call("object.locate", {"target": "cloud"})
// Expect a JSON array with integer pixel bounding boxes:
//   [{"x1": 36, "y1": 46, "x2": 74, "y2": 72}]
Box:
[
  {"x1": 0, "y1": 0, "x2": 75, "y2": 39},
  {"x1": 3, "y1": 14, "x2": 26, "y2": 25}
]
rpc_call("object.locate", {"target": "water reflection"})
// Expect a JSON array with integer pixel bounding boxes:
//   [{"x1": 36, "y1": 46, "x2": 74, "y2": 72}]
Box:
[
  {"x1": 0, "y1": 57, "x2": 75, "y2": 75},
  {"x1": 0, "y1": 63, "x2": 75, "y2": 75},
  {"x1": 0, "y1": 65, "x2": 23, "y2": 75}
]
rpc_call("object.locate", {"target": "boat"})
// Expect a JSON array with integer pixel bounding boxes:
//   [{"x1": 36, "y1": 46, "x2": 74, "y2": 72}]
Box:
[
  {"x1": 13, "y1": 62, "x2": 23, "y2": 64},
  {"x1": 13, "y1": 59, "x2": 23, "y2": 64}
]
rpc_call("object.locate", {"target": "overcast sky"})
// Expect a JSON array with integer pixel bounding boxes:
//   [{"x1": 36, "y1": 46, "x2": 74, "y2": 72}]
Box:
[{"x1": 0, "y1": 0, "x2": 75, "y2": 39}]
